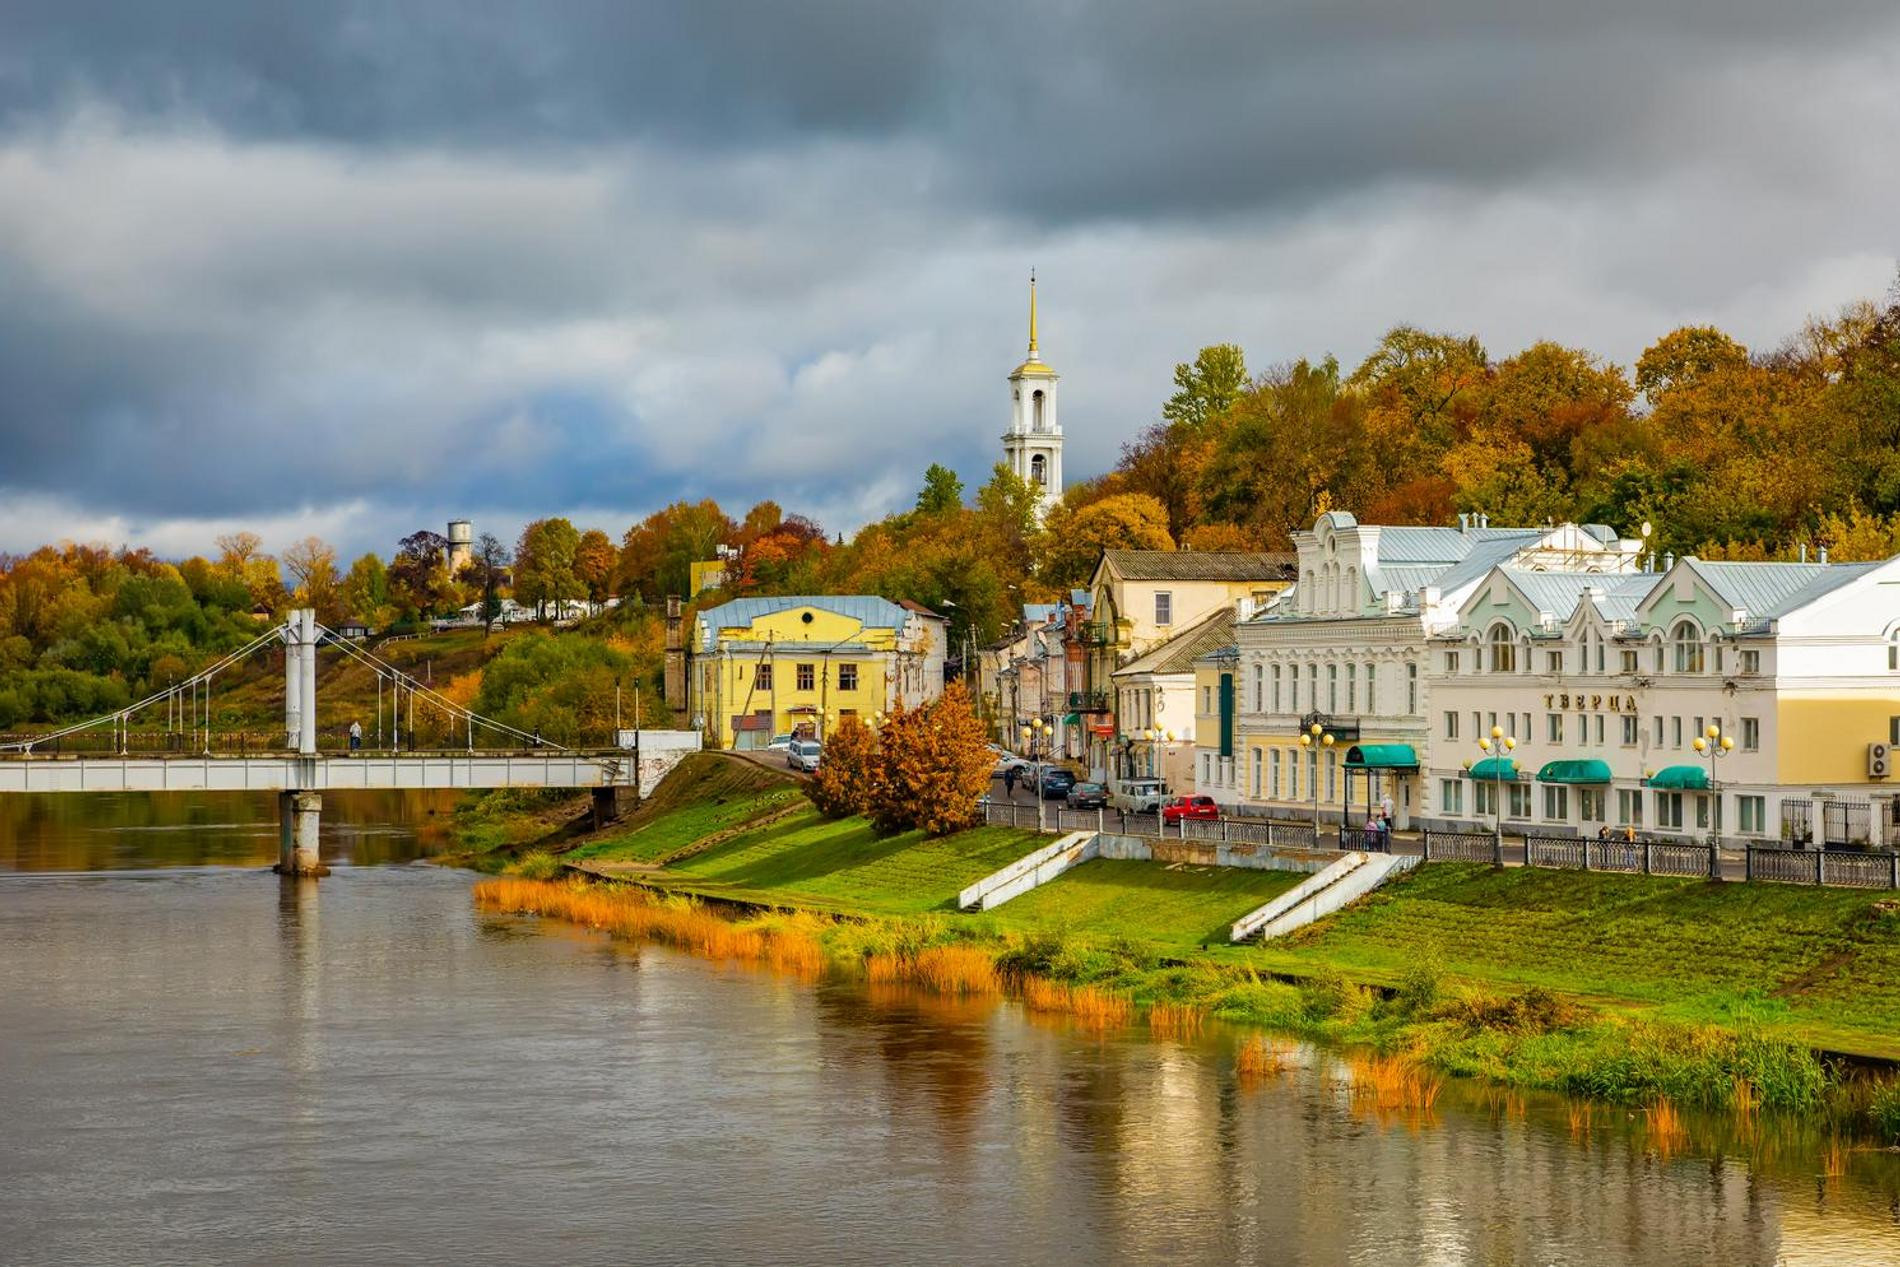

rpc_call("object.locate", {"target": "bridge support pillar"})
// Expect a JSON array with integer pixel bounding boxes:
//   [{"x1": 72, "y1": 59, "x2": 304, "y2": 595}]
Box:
[
  {"x1": 275, "y1": 790, "x2": 330, "y2": 877},
  {"x1": 592, "y1": 785, "x2": 635, "y2": 830}
]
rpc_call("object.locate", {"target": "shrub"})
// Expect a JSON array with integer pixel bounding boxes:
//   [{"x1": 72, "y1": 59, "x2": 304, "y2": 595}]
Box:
[
  {"x1": 1867, "y1": 1079, "x2": 1900, "y2": 1145},
  {"x1": 1395, "y1": 958, "x2": 1441, "y2": 1016},
  {"x1": 867, "y1": 682, "x2": 994, "y2": 836},
  {"x1": 1299, "y1": 967, "x2": 1352, "y2": 1021},
  {"x1": 807, "y1": 715, "x2": 878, "y2": 818}
]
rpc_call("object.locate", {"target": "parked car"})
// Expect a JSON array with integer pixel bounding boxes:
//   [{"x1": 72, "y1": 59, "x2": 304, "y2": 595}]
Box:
[
  {"x1": 787, "y1": 740, "x2": 823, "y2": 772},
  {"x1": 1161, "y1": 795, "x2": 1221, "y2": 825},
  {"x1": 1111, "y1": 778, "x2": 1167, "y2": 813},
  {"x1": 1065, "y1": 781, "x2": 1108, "y2": 810},
  {"x1": 988, "y1": 744, "x2": 1029, "y2": 776},
  {"x1": 1035, "y1": 765, "x2": 1077, "y2": 799},
  {"x1": 766, "y1": 733, "x2": 794, "y2": 752}
]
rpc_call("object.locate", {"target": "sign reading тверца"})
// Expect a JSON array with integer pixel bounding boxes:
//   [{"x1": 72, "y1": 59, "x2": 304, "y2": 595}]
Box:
[{"x1": 1542, "y1": 692, "x2": 1639, "y2": 711}]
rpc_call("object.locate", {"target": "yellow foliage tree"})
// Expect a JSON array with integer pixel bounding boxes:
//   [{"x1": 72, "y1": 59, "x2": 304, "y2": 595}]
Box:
[
  {"x1": 807, "y1": 715, "x2": 880, "y2": 819},
  {"x1": 868, "y1": 683, "x2": 993, "y2": 836}
]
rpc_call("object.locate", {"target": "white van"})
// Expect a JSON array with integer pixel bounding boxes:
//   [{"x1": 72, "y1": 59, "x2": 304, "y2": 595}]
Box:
[{"x1": 1111, "y1": 778, "x2": 1167, "y2": 813}]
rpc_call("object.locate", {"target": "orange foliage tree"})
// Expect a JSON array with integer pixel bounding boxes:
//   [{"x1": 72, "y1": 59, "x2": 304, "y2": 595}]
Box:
[
  {"x1": 868, "y1": 683, "x2": 994, "y2": 836},
  {"x1": 807, "y1": 715, "x2": 880, "y2": 818}
]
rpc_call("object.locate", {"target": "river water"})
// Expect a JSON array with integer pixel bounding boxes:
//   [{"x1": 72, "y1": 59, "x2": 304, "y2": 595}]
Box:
[{"x1": 2, "y1": 793, "x2": 1898, "y2": 1265}]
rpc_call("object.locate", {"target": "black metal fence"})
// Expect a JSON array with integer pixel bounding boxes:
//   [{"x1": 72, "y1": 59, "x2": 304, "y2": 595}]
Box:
[{"x1": 1419, "y1": 830, "x2": 1497, "y2": 863}]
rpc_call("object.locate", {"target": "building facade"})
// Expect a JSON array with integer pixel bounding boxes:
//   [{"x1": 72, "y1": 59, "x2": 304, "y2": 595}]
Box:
[
  {"x1": 1422, "y1": 555, "x2": 1900, "y2": 845},
  {"x1": 689, "y1": 596, "x2": 943, "y2": 748},
  {"x1": 1234, "y1": 512, "x2": 1642, "y2": 829},
  {"x1": 1109, "y1": 607, "x2": 1236, "y2": 792}
]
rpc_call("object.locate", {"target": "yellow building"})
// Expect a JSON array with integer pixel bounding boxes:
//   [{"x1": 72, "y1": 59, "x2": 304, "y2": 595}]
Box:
[{"x1": 690, "y1": 596, "x2": 943, "y2": 749}]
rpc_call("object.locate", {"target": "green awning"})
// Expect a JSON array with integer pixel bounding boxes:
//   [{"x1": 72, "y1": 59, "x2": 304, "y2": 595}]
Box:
[
  {"x1": 1646, "y1": 764, "x2": 1710, "y2": 790},
  {"x1": 1537, "y1": 758, "x2": 1613, "y2": 785},
  {"x1": 1345, "y1": 743, "x2": 1419, "y2": 770},
  {"x1": 1464, "y1": 756, "x2": 1522, "y2": 781},
  {"x1": 1061, "y1": 712, "x2": 1080, "y2": 726}
]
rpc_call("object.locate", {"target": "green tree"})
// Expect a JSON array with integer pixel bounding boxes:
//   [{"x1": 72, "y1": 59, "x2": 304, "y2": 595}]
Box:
[
  {"x1": 916, "y1": 463, "x2": 965, "y2": 515},
  {"x1": 514, "y1": 518, "x2": 585, "y2": 619},
  {"x1": 1162, "y1": 343, "x2": 1249, "y2": 433}
]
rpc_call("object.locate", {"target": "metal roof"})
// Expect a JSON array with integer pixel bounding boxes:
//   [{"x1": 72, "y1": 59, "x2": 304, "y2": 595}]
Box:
[
  {"x1": 1113, "y1": 608, "x2": 1238, "y2": 678},
  {"x1": 695, "y1": 595, "x2": 912, "y2": 651},
  {"x1": 1684, "y1": 560, "x2": 1879, "y2": 620},
  {"x1": 1099, "y1": 549, "x2": 1297, "y2": 582},
  {"x1": 1497, "y1": 569, "x2": 1653, "y2": 624},
  {"x1": 1369, "y1": 525, "x2": 1544, "y2": 565}
]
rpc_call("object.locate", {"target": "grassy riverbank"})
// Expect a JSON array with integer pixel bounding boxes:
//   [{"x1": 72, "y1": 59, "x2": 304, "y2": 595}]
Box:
[{"x1": 461, "y1": 756, "x2": 1900, "y2": 1137}]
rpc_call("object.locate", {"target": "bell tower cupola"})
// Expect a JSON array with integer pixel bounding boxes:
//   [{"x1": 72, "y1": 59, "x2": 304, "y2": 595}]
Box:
[{"x1": 1003, "y1": 271, "x2": 1063, "y2": 520}]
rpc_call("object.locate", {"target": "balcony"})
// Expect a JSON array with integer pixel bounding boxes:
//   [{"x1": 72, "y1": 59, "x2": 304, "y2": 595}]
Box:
[
  {"x1": 1077, "y1": 622, "x2": 1114, "y2": 648},
  {"x1": 1067, "y1": 689, "x2": 1112, "y2": 714}
]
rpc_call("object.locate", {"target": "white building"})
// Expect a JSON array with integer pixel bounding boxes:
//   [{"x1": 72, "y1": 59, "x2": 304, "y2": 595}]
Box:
[
  {"x1": 1234, "y1": 512, "x2": 1642, "y2": 829},
  {"x1": 1001, "y1": 274, "x2": 1063, "y2": 520},
  {"x1": 1423, "y1": 554, "x2": 1900, "y2": 846}
]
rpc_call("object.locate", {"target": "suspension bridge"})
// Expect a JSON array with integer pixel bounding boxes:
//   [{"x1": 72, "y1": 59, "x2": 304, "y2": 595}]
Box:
[{"x1": 0, "y1": 610, "x2": 694, "y2": 876}]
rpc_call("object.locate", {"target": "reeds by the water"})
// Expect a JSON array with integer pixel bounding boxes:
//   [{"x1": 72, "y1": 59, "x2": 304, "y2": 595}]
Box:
[
  {"x1": 1147, "y1": 1001, "x2": 1206, "y2": 1041},
  {"x1": 865, "y1": 945, "x2": 1001, "y2": 996},
  {"x1": 1645, "y1": 1099, "x2": 1688, "y2": 1160},
  {"x1": 1236, "y1": 1036, "x2": 1295, "y2": 1080},
  {"x1": 472, "y1": 877, "x2": 823, "y2": 971},
  {"x1": 1348, "y1": 1052, "x2": 1445, "y2": 1116},
  {"x1": 1020, "y1": 977, "x2": 1133, "y2": 1029}
]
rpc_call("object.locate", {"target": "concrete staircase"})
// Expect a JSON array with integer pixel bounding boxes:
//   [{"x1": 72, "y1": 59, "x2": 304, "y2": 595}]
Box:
[{"x1": 1229, "y1": 852, "x2": 1419, "y2": 942}]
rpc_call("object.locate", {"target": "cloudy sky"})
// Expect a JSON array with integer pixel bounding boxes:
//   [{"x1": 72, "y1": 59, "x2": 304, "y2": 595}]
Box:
[{"x1": 2, "y1": 1, "x2": 1896, "y2": 562}]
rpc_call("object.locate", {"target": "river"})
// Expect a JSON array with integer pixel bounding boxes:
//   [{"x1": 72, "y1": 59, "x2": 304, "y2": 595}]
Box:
[{"x1": 2, "y1": 792, "x2": 1898, "y2": 1265}]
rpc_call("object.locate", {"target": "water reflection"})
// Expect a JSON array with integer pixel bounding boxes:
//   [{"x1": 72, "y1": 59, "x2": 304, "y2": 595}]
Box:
[{"x1": 3, "y1": 844, "x2": 1900, "y2": 1262}]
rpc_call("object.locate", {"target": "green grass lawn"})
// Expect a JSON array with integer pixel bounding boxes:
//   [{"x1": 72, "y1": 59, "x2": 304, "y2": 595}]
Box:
[
  {"x1": 972, "y1": 858, "x2": 1305, "y2": 952},
  {"x1": 1255, "y1": 862, "x2": 1900, "y2": 1053},
  {"x1": 652, "y1": 807, "x2": 1046, "y2": 915},
  {"x1": 567, "y1": 785, "x2": 802, "y2": 864}
]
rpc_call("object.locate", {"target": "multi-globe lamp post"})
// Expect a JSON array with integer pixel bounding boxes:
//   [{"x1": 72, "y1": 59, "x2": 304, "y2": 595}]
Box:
[
  {"x1": 1693, "y1": 722, "x2": 1733, "y2": 878},
  {"x1": 1018, "y1": 717, "x2": 1052, "y2": 830},
  {"x1": 1296, "y1": 721, "x2": 1335, "y2": 843},
  {"x1": 1459, "y1": 725, "x2": 1516, "y2": 866}
]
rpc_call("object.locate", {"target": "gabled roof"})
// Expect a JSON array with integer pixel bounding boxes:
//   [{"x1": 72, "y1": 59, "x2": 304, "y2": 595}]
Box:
[
  {"x1": 1113, "y1": 608, "x2": 1237, "y2": 679},
  {"x1": 1098, "y1": 549, "x2": 1296, "y2": 584},
  {"x1": 1370, "y1": 525, "x2": 1544, "y2": 565},
  {"x1": 1682, "y1": 559, "x2": 1880, "y2": 620},
  {"x1": 1496, "y1": 569, "x2": 1653, "y2": 626},
  {"x1": 896, "y1": 598, "x2": 946, "y2": 620}
]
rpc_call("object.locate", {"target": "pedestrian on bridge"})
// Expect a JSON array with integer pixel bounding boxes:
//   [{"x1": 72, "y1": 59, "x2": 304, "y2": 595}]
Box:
[{"x1": 349, "y1": 720, "x2": 362, "y2": 753}]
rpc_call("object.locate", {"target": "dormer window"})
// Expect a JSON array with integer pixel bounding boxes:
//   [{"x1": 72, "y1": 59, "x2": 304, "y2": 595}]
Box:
[
  {"x1": 1488, "y1": 624, "x2": 1516, "y2": 674},
  {"x1": 1672, "y1": 620, "x2": 1704, "y2": 673}
]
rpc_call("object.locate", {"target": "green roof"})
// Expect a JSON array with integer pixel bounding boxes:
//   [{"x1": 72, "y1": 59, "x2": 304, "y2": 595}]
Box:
[
  {"x1": 1536, "y1": 758, "x2": 1613, "y2": 784},
  {"x1": 1646, "y1": 764, "x2": 1710, "y2": 790},
  {"x1": 1344, "y1": 743, "x2": 1419, "y2": 769},
  {"x1": 1465, "y1": 756, "x2": 1523, "y2": 781}
]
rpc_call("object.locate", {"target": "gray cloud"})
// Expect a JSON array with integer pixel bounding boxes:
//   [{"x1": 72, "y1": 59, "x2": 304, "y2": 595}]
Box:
[{"x1": 0, "y1": 3, "x2": 1896, "y2": 560}]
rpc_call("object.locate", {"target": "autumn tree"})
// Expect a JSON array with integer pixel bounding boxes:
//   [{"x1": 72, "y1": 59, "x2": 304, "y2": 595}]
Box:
[
  {"x1": 339, "y1": 553, "x2": 392, "y2": 627},
  {"x1": 867, "y1": 683, "x2": 993, "y2": 836},
  {"x1": 575, "y1": 529, "x2": 618, "y2": 609},
  {"x1": 281, "y1": 536, "x2": 341, "y2": 622},
  {"x1": 388, "y1": 530, "x2": 452, "y2": 620},
  {"x1": 471, "y1": 533, "x2": 511, "y2": 630},
  {"x1": 1039, "y1": 493, "x2": 1174, "y2": 587},
  {"x1": 514, "y1": 517, "x2": 584, "y2": 618},
  {"x1": 807, "y1": 714, "x2": 880, "y2": 818}
]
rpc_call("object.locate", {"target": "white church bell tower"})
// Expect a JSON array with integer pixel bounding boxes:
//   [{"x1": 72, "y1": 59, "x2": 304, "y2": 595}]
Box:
[{"x1": 1003, "y1": 272, "x2": 1063, "y2": 520}]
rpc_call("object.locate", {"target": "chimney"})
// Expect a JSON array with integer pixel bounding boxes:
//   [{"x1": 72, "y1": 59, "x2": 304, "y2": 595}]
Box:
[
  {"x1": 664, "y1": 596, "x2": 685, "y2": 704},
  {"x1": 1819, "y1": 546, "x2": 1829, "y2": 564},
  {"x1": 1799, "y1": 543, "x2": 1808, "y2": 563},
  {"x1": 1478, "y1": 512, "x2": 1489, "y2": 529},
  {"x1": 1663, "y1": 551, "x2": 1675, "y2": 570},
  {"x1": 1458, "y1": 513, "x2": 1469, "y2": 534},
  {"x1": 1420, "y1": 586, "x2": 1441, "y2": 611}
]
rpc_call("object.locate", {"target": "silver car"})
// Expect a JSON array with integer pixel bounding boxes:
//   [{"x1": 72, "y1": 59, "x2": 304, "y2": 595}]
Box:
[{"x1": 787, "y1": 740, "x2": 823, "y2": 772}]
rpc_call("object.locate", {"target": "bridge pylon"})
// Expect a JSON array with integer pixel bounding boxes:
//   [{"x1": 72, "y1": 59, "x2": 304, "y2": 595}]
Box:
[{"x1": 275, "y1": 610, "x2": 328, "y2": 876}]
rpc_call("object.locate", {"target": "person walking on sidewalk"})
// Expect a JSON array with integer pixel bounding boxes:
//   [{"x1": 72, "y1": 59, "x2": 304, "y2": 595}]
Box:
[{"x1": 348, "y1": 719, "x2": 362, "y2": 753}]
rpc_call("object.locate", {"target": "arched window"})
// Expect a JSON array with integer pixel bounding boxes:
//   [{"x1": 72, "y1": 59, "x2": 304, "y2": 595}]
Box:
[
  {"x1": 1673, "y1": 620, "x2": 1704, "y2": 673},
  {"x1": 1032, "y1": 390, "x2": 1045, "y2": 432},
  {"x1": 1406, "y1": 661, "x2": 1418, "y2": 713},
  {"x1": 1488, "y1": 624, "x2": 1516, "y2": 674},
  {"x1": 1344, "y1": 566, "x2": 1358, "y2": 610},
  {"x1": 1889, "y1": 630, "x2": 1899, "y2": 671},
  {"x1": 1029, "y1": 454, "x2": 1046, "y2": 486},
  {"x1": 1346, "y1": 662, "x2": 1357, "y2": 712},
  {"x1": 1327, "y1": 663, "x2": 1338, "y2": 712}
]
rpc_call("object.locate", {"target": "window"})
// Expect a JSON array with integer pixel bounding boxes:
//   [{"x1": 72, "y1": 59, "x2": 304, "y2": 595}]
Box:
[
  {"x1": 1472, "y1": 711, "x2": 1482, "y2": 741},
  {"x1": 1325, "y1": 750, "x2": 1337, "y2": 800},
  {"x1": 1265, "y1": 664, "x2": 1276, "y2": 712},
  {"x1": 1445, "y1": 650, "x2": 1461, "y2": 675},
  {"x1": 1543, "y1": 785, "x2": 1569, "y2": 821},
  {"x1": 1366, "y1": 664, "x2": 1378, "y2": 714},
  {"x1": 1328, "y1": 663, "x2": 1339, "y2": 712},
  {"x1": 797, "y1": 663, "x2": 815, "y2": 690},
  {"x1": 1155, "y1": 591, "x2": 1173, "y2": 626},
  {"x1": 1546, "y1": 650, "x2": 1564, "y2": 673},
  {"x1": 1673, "y1": 621, "x2": 1704, "y2": 673},
  {"x1": 1489, "y1": 624, "x2": 1516, "y2": 673},
  {"x1": 1671, "y1": 716, "x2": 1682, "y2": 748},
  {"x1": 1593, "y1": 714, "x2": 1605, "y2": 746},
  {"x1": 1267, "y1": 749, "x2": 1277, "y2": 798},
  {"x1": 1030, "y1": 453, "x2": 1046, "y2": 486},
  {"x1": 1547, "y1": 713, "x2": 1563, "y2": 743},
  {"x1": 838, "y1": 663, "x2": 858, "y2": 691},
  {"x1": 1523, "y1": 712, "x2": 1532, "y2": 739},
  {"x1": 1892, "y1": 716, "x2": 1900, "y2": 746},
  {"x1": 1656, "y1": 791, "x2": 1684, "y2": 829},
  {"x1": 1507, "y1": 784, "x2": 1532, "y2": 820},
  {"x1": 1622, "y1": 715, "x2": 1639, "y2": 746},
  {"x1": 1445, "y1": 711, "x2": 1460, "y2": 740},
  {"x1": 1407, "y1": 662, "x2": 1418, "y2": 713},
  {"x1": 1695, "y1": 794, "x2": 1713, "y2": 830},
  {"x1": 1579, "y1": 788, "x2": 1606, "y2": 823},
  {"x1": 1617, "y1": 789, "x2": 1644, "y2": 826},
  {"x1": 1621, "y1": 649, "x2": 1639, "y2": 674},
  {"x1": 755, "y1": 662, "x2": 774, "y2": 690},
  {"x1": 1441, "y1": 779, "x2": 1464, "y2": 814},
  {"x1": 1693, "y1": 716, "x2": 1704, "y2": 742},
  {"x1": 1738, "y1": 795, "x2": 1766, "y2": 834},
  {"x1": 1891, "y1": 632, "x2": 1900, "y2": 671},
  {"x1": 1346, "y1": 663, "x2": 1357, "y2": 713},
  {"x1": 1308, "y1": 664, "x2": 1318, "y2": 711},
  {"x1": 1506, "y1": 712, "x2": 1518, "y2": 740},
  {"x1": 1201, "y1": 754, "x2": 1211, "y2": 785},
  {"x1": 1487, "y1": 711, "x2": 1499, "y2": 734},
  {"x1": 1654, "y1": 642, "x2": 1665, "y2": 673},
  {"x1": 1652, "y1": 714, "x2": 1664, "y2": 745},
  {"x1": 1741, "y1": 649, "x2": 1761, "y2": 675},
  {"x1": 1474, "y1": 781, "x2": 1497, "y2": 817}
]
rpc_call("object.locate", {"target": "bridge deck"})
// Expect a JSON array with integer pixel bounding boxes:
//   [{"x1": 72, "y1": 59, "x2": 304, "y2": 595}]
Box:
[{"x1": 0, "y1": 752, "x2": 627, "y2": 794}]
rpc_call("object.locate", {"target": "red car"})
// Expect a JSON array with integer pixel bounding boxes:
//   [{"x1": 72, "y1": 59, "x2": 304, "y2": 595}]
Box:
[{"x1": 1161, "y1": 795, "x2": 1220, "y2": 825}]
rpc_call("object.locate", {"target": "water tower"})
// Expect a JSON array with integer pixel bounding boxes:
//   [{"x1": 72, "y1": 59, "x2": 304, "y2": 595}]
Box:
[{"x1": 447, "y1": 520, "x2": 473, "y2": 575}]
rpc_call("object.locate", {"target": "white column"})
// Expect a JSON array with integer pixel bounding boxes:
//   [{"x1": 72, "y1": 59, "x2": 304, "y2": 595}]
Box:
[
  {"x1": 297, "y1": 609, "x2": 318, "y2": 755},
  {"x1": 284, "y1": 618, "x2": 304, "y2": 750}
]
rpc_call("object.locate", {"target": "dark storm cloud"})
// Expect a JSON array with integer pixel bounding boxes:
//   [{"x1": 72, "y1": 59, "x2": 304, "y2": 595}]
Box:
[{"x1": 0, "y1": 2, "x2": 1895, "y2": 558}]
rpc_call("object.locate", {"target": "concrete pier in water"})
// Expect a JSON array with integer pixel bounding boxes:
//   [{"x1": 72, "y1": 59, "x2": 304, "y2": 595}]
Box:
[{"x1": 275, "y1": 790, "x2": 330, "y2": 877}]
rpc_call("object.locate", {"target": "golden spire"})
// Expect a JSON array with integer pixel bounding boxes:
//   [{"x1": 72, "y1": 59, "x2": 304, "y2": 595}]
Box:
[{"x1": 1028, "y1": 268, "x2": 1038, "y2": 356}]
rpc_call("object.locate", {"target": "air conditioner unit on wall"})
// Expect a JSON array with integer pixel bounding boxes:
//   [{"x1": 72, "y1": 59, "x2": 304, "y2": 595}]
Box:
[{"x1": 1871, "y1": 742, "x2": 1891, "y2": 780}]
